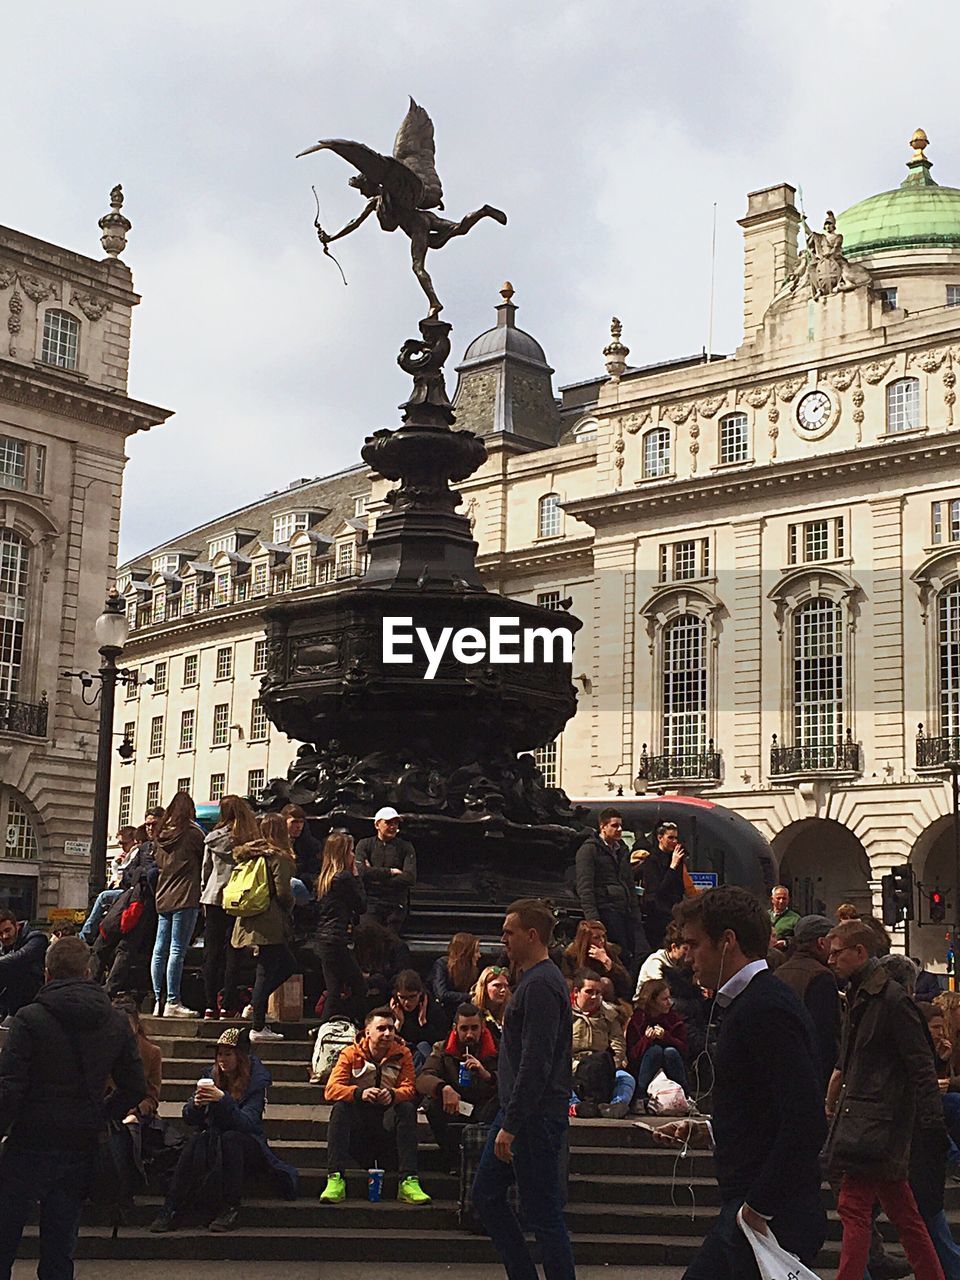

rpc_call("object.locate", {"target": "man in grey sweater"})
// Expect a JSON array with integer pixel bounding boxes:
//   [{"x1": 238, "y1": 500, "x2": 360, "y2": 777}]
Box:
[{"x1": 472, "y1": 898, "x2": 574, "y2": 1280}]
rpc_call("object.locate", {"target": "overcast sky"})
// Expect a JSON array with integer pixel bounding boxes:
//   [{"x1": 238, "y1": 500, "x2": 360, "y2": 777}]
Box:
[{"x1": 5, "y1": 1, "x2": 957, "y2": 560}]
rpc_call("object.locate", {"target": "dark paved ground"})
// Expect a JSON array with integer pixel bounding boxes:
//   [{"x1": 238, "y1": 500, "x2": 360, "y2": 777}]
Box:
[{"x1": 14, "y1": 1264, "x2": 687, "y2": 1279}]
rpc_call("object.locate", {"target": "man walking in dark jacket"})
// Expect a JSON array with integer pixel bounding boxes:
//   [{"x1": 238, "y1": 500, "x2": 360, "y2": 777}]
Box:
[
  {"x1": 655, "y1": 886, "x2": 827, "y2": 1278},
  {"x1": 0, "y1": 909, "x2": 47, "y2": 1019},
  {"x1": 825, "y1": 919, "x2": 947, "y2": 1280},
  {"x1": 0, "y1": 934, "x2": 147, "y2": 1279},
  {"x1": 773, "y1": 913, "x2": 841, "y2": 1090},
  {"x1": 472, "y1": 898, "x2": 575, "y2": 1280},
  {"x1": 575, "y1": 808, "x2": 643, "y2": 965}
]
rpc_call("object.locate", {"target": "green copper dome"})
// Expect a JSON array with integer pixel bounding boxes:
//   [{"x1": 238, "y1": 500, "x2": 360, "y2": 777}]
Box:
[{"x1": 836, "y1": 131, "x2": 960, "y2": 258}]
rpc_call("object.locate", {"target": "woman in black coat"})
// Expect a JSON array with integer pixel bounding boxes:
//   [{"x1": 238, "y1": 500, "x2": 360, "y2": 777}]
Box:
[{"x1": 312, "y1": 831, "x2": 367, "y2": 1026}]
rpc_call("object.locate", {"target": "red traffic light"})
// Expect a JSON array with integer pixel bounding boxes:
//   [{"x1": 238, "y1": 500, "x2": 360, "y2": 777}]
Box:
[{"x1": 931, "y1": 888, "x2": 947, "y2": 924}]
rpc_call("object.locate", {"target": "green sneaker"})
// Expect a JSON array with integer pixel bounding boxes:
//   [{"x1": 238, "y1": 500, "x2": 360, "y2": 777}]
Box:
[
  {"x1": 397, "y1": 1175, "x2": 431, "y2": 1205},
  {"x1": 319, "y1": 1172, "x2": 346, "y2": 1203}
]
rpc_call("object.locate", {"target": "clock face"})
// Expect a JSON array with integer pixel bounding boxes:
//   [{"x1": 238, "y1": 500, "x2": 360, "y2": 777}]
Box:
[{"x1": 796, "y1": 390, "x2": 833, "y2": 432}]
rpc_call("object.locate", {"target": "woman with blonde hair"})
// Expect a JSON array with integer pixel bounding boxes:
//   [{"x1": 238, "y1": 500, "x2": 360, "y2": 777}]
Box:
[
  {"x1": 201, "y1": 795, "x2": 260, "y2": 1020},
  {"x1": 230, "y1": 812, "x2": 297, "y2": 1043},
  {"x1": 313, "y1": 830, "x2": 367, "y2": 1025},
  {"x1": 429, "y1": 931, "x2": 481, "y2": 1018},
  {"x1": 561, "y1": 919, "x2": 633, "y2": 1001},
  {"x1": 470, "y1": 964, "x2": 511, "y2": 1043}
]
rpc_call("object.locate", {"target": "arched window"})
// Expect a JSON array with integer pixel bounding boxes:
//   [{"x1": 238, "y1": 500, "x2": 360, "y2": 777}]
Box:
[
  {"x1": 41, "y1": 310, "x2": 79, "y2": 370},
  {"x1": 572, "y1": 418, "x2": 599, "y2": 442},
  {"x1": 538, "y1": 493, "x2": 562, "y2": 539},
  {"x1": 886, "y1": 377, "x2": 921, "y2": 434},
  {"x1": 662, "y1": 614, "x2": 708, "y2": 761},
  {"x1": 0, "y1": 531, "x2": 28, "y2": 700},
  {"x1": 939, "y1": 583, "x2": 960, "y2": 740},
  {"x1": 793, "y1": 597, "x2": 844, "y2": 755},
  {"x1": 642, "y1": 427, "x2": 671, "y2": 479},
  {"x1": 0, "y1": 788, "x2": 39, "y2": 859},
  {"x1": 719, "y1": 413, "x2": 749, "y2": 465}
]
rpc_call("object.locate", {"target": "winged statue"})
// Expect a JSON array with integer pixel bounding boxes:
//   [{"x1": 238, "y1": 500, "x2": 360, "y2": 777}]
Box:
[{"x1": 297, "y1": 98, "x2": 507, "y2": 317}]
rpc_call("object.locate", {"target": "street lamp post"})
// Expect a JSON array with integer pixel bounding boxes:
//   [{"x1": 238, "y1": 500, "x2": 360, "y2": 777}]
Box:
[{"x1": 952, "y1": 761, "x2": 960, "y2": 991}]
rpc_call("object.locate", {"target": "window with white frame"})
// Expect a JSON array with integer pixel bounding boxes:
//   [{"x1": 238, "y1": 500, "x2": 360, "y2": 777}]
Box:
[
  {"x1": 793, "y1": 598, "x2": 844, "y2": 747},
  {"x1": 151, "y1": 554, "x2": 179, "y2": 576},
  {"x1": 209, "y1": 773, "x2": 226, "y2": 803},
  {"x1": 214, "y1": 572, "x2": 231, "y2": 607},
  {"x1": 145, "y1": 781, "x2": 160, "y2": 811},
  {"x1": 719, "y1": 413, "x2": 749, "y2": 465},
  {"x1": 179, "y1": 709, "x2": 195, "y2": 752},
  {"x1": 252, "y1": 562, "x2": 269, "y2": 595},
  {"x1": 176, "y1": 777, "x2": 191, "y2": 794},
  {"x1": 573, "y1": 419, "x2": 599, "y2": 442},
  {"x1": 167, "y1": 595, "x2": 182, "y2": 621},
  {"x1": 538, "y1": 494, "x2": 562, "y2": 539},
  {"x1": 212, "y1": 703, "x2": 229, "y2": 746},
  {"x1": 273, "y1": 512, "x2": 309, "y2": 543},
  {"x1": 537, "y1": 591, "x2": 562, "y2": 610},
  {"x1": 252, "y1": 639, "x2": 268, "y2": 674},
  {"x1": 788, "y1": 517, "x2": 845, "y2": 565},
  {"x1": 353, "y1": 495, "x2": 369, "y2": 516},
  {"x1": 877, "y1": 287, "x2": 898, "y2": 309},
  {"x1": 247, "y1": 768, "x2": 265, "y2": 796},
  {"x1": 292, "y1": 552, "x2": 311, "y2": 588},
  {"x1": 34, "y1": 444, "x2": 45, "y2": 493},
  {"x1": 183, "y1": 581, "x2": 197, "y2": 612},
  {"x1": 250, "y1": 700, "x2": 269, "y2": 741},
  {"x1": 939, "y1": 584, "x2": 960, "y2": 739},
  {"x1": 118, "y1": 785, "x2": 132, "y2": 828},
  {"x1": 658, "y1": 538, "x2": 710, "y2": 584},
  {"x1": 41, "y1": 310, "x2": 79, "y2": 369},
  {"x1": 198, "y1": 586, "x2": 212, "y2": 611},
  {"x1": 661, "y1": 614, "x2": 708, "y2": 760},
  {"x1": 948, "y1": 286, "x2": 960, "y2": 307},
  {"x1": 932, "y1": 499, "x2": 960, "y2": 546},
  {"x1": 0, "y1": 437, "x2": 26, "y2": 491},
  {"x1": 235, "y1": 579, "x2": 249, "y2": 603},
  {"x1": 886, "y1": 378, "x2": 921, "y2": 434},
  {"x1": 2, "y1": 791, "x2": 39, "y2": 859},
  {"x1": 183, "y1": 653, "x2": 198, "y2": 686},
  {"x1": 215, "y1": 647, "x2": 233, "y2": 680},
  {"x1": 149, "y1": 715, "x2": 164, "y2": 756},
  {"x1": 153, "y1": 660, "x2": 167, "y2": 694},
  {"x1": 208, "y1": 534, "x2": 237, "y2": 557},
  {"x1": 336, "y1": 540, "x2": 355, "y2": 579},
  {"x1": 533, "y1": 739, "x2": 559, "y2": 787},
  {"x1": 124, "y1": 668, "x2": 139, "y2": 700},
  {"x1": 123, "y1": 720, "x2": 135, "y2": 745},
  {"x1": 642, "y1": 426, "x2": 671, "y2": 479},
  {"x1": 152, "y1": 590, "x2": 166, "y2": 624},
  {"x1": 0, "y1": 531, "x2": 28, "y2": 699}
]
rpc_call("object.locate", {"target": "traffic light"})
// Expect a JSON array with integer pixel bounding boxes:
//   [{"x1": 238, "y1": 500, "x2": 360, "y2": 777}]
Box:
[
  {"x1": 930, "y1": 887, "x2": 947, "y2": 925},
  {"x1": 881, "y1": 874, "x2": 897, "y2": 926},
  {"x1": 881, "y1": 866, "x2": 915, "y2": 925}
]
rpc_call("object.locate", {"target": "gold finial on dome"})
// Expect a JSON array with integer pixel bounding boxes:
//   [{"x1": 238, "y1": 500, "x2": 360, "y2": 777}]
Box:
[
  {"x1": 910, "y1": 128, "x2": 930, "y2": 162},
  {"x1": 500, "y1": 281, "x2": 515, "y2": 303}
]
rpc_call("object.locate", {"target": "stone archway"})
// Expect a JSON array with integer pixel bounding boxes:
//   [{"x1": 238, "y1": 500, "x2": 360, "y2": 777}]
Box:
[
  {"x1": 772, "y1": 818, "x2": 873, "y2": 920},
  {"x1": 908, "y1": 815, "x2": 957, "y2": 972}
]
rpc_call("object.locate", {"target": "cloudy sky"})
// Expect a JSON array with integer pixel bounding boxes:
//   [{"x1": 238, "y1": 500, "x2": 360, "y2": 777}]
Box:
[{"x1": 5, "y1": 1, "x2": 956, "y2": 559}]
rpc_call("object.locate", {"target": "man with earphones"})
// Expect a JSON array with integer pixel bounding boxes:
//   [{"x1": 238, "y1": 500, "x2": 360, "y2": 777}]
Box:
[{"x1": 654, "y1": 885, "x2": 827, "y2": 1279}]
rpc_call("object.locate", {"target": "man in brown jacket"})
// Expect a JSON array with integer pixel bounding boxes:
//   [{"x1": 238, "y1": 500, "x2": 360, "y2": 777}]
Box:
[
  {"x1": 772, "y1": 914, "x2": 840, "y2": 1090},
  {"x1": 825, "y1": 919, "x2": 948, "y2": 1280},
  {"x1": 416, "y1": 1002, "x2": 498, "y2": 1166}
]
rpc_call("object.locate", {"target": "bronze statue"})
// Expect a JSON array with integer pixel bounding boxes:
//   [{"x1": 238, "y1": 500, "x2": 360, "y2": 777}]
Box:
[{"x1": 297, "y1": 98, "x2": 506, "y2": 317}]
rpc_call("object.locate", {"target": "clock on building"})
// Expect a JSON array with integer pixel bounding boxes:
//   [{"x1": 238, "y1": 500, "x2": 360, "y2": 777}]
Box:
[{"x1": 796, "y1": 390, "x2": 833, "y2": 433}]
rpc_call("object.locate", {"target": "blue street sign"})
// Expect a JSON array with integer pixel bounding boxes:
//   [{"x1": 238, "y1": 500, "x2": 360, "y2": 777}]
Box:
[{"x1": 690, "y1": 872, "x2": 719, "y2": 890}]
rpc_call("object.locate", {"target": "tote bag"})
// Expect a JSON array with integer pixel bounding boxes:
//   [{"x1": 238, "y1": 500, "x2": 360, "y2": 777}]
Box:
[{"x1": 736, "y1": 1206, "x2": 821, "y2": 1280}]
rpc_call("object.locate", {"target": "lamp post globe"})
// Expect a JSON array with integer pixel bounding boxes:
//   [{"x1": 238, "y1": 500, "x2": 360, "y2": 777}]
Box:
[{"x1": 94, "y1": 591, "x2": 129, "y2": 654}]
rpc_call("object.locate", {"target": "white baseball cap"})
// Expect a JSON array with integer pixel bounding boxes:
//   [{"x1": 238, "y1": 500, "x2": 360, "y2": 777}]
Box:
[{"x1": 374, "y1": 806, "x2": 400, "y2": 822}]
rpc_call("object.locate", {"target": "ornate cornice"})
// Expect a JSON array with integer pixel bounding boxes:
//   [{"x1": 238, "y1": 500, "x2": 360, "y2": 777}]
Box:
[{"x1": 0, "y1": 358, "x2": 171, "y2": 435}]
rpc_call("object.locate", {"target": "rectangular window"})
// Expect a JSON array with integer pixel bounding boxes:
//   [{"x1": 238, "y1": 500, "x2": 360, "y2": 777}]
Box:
[
  {"x1": 948, "y1": 286, "x2": 960, "y2": 307},
  {"x1": 658, "y1": 545, "x2": 668, "y2": 584},
  {"x1": 34, "y1": 445, "x2": 46, "y2": 493},
  {"x1": 209, "y1": 773, "x2": 226, "y2": 804},
  {"x1": 272, "y1": 513, "x2": 309, "y2": 543},
  {"x1": 877, "y1": 286, "x2": 898, "y2": 309},
  {"x1": 292, "y1": 552, "x2": 310, "y2": 588},
  {"x1": 253, "y1": 639, "x2": 269, "y2": 674},
  {"x1": 253, "y1": 562, "x2": 269, "y2": 595},
  {"x1": 354, "y1": 495, "x2": 369, "y2": 516},
  {"x1": 336, "y1": 541, "x2": 355, "y2": 579},
  {"x1": 673, "y1": 540, "x2": 697, "y2": 581},
  {"x1": 183, "y1": 653, "x2": 198, "y2": 686},
  {"x1": 125, "y1": 669, "x2": 139, "y2": 700},
  {"x1": 804, "y1": 520, "x2": 829, "y2": 562},
  {"x1": 247, "y1": 768, "x2": 265, "y2": 796},
  {"x1": 151, "y1": 554, "x2": 179, "y2": 576},
  {"x1": 215, "y1": 647, "x2": 233, "y2": 680},
  {"x1": 250, "y1": 699, "x2": 269, "y2": 741},
  {"x1": 788, "y1": 517, "x2": 844, "y2": 564},
  {"x1": 0, "y1": 437, "x2": 27, "y2": 491},
  {"x1": 534, "y1": 739, "x2": 559, "y2": 788},
  {"x1": 152, "y1": 591, "x2": 166, "y2": 625},
  {"x1": 179, "y1": 709, "x2": 195, "y2": 752},
  {"x1": 886, "y1": 378, "x2": 921, "y2": 434},
  {"x1": 167, "y1": 595, "x2": 181, "y2": 621},
  {"x1": 198, "y1": 587, "x2": 212, "y2": 611},
  {"x1": 719, "y1": 413, "x2": 749, "y2": 465},
  {"x1": 176, "y1": 777, "x2": 191, "y2": 794},
  {"x1": 212, "y1": 703, "x2": 229, "y2": 747},
  {"x1": 536, "y1": 591, "x2": 562, "y2": 610},
  {"x1": 658, "y1": 538, "x2": 710, "y2": 582},
  {"x1": 642, "y1": 427, "x2": 671, "y2": 479},
  {"x1": 153, "y1": 660, "x2": 167, "y2": 693},
  {"x1": 41, "y1": 310, "x2": 79, "y2": 369},
  {"x1": 118, "y1": 785, "x2": 132, "y2": 828},
  {"x1": 145, "y1": 781, "x2": 160, "y2": 811},
  {"x1": 149, "y1": 715, "x2": 164, "y2": 756},
  {"x1": 214, "y1": 572, "x2": 231, "y2": 607},
  {"x1": 932, "y1": 499, "x2": 960, "y2": 545},
  {"x1": 123, "y1": 720, "x2": 135, "y2": 745},
  {"x1": 235, "y1": 579, "x2": 249, "y2": 603},
  {"x1": 183, "y1": 581, "x2": 197, "y2": 612},
  {"x1": 208, "y1": 534, "x2": 237, "y2": 557}
]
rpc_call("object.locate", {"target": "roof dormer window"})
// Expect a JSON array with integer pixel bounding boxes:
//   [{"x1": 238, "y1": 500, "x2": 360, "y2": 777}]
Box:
[{"x1": 273, "y1": 512, "x2": 310, "y2": 543}]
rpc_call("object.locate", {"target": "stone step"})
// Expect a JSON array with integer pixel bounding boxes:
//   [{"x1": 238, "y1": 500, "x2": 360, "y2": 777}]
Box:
[
  {"x1": 163, "y1": 1057, "x2": 314, "y2": 1082},
  {"x1": 142, "y1": 1017, "x2": 316, "y2": 1042}
]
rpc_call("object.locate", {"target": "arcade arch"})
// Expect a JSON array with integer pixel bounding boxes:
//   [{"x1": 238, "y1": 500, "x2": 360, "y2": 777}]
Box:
[{"x1": 772, "y1": 818, "x2": 872, "y2": 920}]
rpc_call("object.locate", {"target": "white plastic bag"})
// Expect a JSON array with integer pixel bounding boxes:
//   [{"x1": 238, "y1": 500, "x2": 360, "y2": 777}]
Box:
[
  {"x1": 645, "y1": 1068, "x2": 691, "y2": 1115},
  {"x1": 736, "y1": 1206, "x2": 821, "y2": 1280}
]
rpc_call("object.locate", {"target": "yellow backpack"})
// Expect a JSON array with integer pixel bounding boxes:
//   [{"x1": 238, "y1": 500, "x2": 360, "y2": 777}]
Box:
[{"x1": 222, "y1": 856, "x2": 271, "y2": 917}]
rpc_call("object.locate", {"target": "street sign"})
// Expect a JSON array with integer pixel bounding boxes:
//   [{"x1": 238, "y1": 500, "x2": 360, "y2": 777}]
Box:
[
  {"x1": 690, "y1": 871, "x2": 719, "y2": 890},
  {"x1": 64, "y1": 840, "x2": 91, "y2": 857},
  {"x1": 47, "y1": 908, "x2": 86, "y2": 923}
]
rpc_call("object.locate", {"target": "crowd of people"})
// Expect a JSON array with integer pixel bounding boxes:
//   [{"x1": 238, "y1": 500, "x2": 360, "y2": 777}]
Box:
[{"x1": 4, "y1": 797, "x2": 960, "y2": 1279}]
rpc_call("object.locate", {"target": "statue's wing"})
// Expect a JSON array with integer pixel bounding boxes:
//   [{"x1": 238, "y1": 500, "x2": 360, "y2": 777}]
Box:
[
  {"x1": 296, "y1": 137, "x2": 423, "y2": 209},
  {"x1": 393, "y1": 99, "x2": 444, "y2": 210}
]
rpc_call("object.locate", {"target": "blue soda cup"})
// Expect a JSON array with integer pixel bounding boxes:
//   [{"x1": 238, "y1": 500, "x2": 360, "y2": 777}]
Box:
[
  {"x1": 458, "y1": 1059, "x2": 472, "y2": 1088},
  {"x1": 368, "y1": 1167, "x2": 384, "y2": 1202}
]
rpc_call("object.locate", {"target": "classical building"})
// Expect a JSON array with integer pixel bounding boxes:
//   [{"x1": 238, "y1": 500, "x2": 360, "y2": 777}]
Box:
[
  {"x1": 113, "y1": 133, "x2": 960, "y2": 966},
  {"x1": 0, "y1": 189, "x2": 171, "y2": 918}
]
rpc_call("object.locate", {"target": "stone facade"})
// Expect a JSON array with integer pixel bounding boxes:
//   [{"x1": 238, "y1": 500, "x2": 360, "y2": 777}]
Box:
[{"x1": 0, "y1": 202, "x2": 170, "y2": 918}]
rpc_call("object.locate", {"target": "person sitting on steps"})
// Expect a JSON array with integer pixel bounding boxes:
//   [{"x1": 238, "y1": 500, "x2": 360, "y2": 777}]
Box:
[
  {"x1": 570, "y1": 970, "x2": 635, "y2": 1119},
  {"x1": 416, "y1": 1001, "x2": 499, "y2": 1169},
  {"x1": 627, "y1": 977, "x2": 690, "y2": 1111},
  {"x1": 320, "y1": 1005, "x2": 431, "y2": 1206}
]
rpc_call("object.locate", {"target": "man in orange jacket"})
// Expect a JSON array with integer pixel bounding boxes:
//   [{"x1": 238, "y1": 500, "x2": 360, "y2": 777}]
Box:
[{"x1": 319, "y1": 1005, "x2": 431, "y2": 1205}]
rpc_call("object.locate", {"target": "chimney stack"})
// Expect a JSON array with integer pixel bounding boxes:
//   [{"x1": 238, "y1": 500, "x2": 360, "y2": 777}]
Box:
[{"x1": 737, "y1": 184, "x2": 800, "y2": 336}]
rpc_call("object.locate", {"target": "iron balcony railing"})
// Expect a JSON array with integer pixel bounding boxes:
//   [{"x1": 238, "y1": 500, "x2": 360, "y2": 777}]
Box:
[
  {"x1": 916, "y1": 726, "x2": 960, "y2": 769},
  {"x1": 0, "y1": 694, "x2": 48, "y2": 738},
  {"x1": 636, "y1": 741, "x2": 722, "y2": 785},
  {"x1": 770, "y1": 730, "x2": 861, "y2": 777}
]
